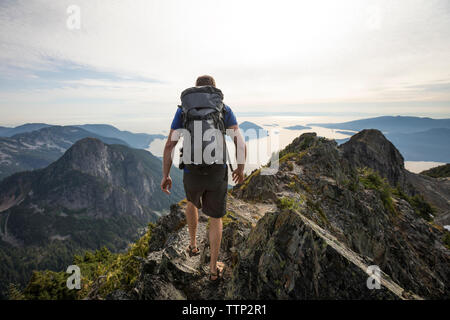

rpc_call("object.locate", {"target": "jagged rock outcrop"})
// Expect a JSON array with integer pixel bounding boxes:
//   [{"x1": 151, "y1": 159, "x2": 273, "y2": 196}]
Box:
[
  {"x1": 340, "y1": 130, "x2": 449, "y2": 225},
  {"x1": 341, "y1": 129, "x2": 406, "y2": 187},
  {"x1": 227, "y1": 209, "x2": 402, "y2": 299},
  {"x1": 131, "y1": 130, "x2": 449, "y2": 300},
  {"x1": 233, "y1": 172, "x2": 281, "y2": 202}
]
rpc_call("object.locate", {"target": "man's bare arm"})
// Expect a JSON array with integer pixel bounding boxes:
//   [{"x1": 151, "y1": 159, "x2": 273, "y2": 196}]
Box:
[
  {"x1": 227, "y1": 124, "x2": 246, "y2": 183},
  {"x1": 161, "y1": 129, "x2": 179, "y2": 194}
]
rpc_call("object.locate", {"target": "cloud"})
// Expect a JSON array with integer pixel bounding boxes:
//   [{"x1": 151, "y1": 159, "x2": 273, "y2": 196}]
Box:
[{"x1": 0, "y1": 0, "x2": 450, "y2": 125}]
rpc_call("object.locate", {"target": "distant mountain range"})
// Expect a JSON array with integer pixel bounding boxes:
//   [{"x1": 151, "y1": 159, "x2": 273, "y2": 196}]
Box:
[
  {"x1": 0, "y1": 137, "x2": 183, "y2": 298},
  {"x1": 0, "y1": 124, "x2": 166, "y2": 182},
  {"x1": 0, "y1": 123, "x2": 165, "y2": 148},
  {"x1": 0, "y1": 123, "x2": 52, "y2": 137},
  {"x1": 308, "y1": 116, "x2": 450, "y2": 134},
  {"x1": 308, "y1": 116, "x2": 450, "y2": 162}
]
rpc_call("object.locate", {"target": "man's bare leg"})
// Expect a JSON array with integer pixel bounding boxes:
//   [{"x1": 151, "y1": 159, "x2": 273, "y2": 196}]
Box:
[
  {"x1": 209, "y1": 217, "x2": 224, "y2": 280},
  {"x1": 185, "y1": 201, "x2": 199, "y2": 252}
]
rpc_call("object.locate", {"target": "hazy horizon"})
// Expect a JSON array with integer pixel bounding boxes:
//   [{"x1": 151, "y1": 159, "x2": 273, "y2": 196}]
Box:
[{"x1": 1, "y1": 112, "x2": 450, "y2": 136}]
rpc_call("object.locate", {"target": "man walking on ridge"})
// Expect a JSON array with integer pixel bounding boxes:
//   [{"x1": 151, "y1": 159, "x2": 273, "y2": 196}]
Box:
[{"x1": 161, "y1": 75, "x2": 246, "y2": 281}]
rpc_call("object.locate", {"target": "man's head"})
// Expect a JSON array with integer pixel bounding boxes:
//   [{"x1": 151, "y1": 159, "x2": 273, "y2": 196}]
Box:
[{"x1": 196, "y1": 75, "x2": 216, "y2": 87}]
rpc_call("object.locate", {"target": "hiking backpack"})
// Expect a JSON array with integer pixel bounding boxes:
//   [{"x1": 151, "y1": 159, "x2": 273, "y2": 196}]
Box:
[{"x1": 178, "y1": 86, "x2": 228, "y2": 168}]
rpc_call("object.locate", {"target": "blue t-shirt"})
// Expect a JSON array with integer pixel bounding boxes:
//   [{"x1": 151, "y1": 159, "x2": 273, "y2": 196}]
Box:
[
  {"x1": 171, "y1": 104, "x2": 237, "y2": 172},
  {"x1": 171, "y1": 104, "x2": 237, "y2": 130}
]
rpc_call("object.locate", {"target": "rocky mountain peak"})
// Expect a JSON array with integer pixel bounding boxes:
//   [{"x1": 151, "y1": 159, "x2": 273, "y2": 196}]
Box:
[
  {"x1": 279, "y1": 132, "x2": 321, "y2": 154},
  {"x1": 36, "y1": 137, "x2": 184, "y2": 213},
  {"x1": 54, "y1": 137, "x2": 112, "y2": 178},
  {"x1": 340, "y1": 129, "x2": 405, "y2": 186}
]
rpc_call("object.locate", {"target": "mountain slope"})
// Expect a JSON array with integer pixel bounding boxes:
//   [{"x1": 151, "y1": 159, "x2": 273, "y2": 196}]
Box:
[
  {"x1": 0, "y1": 138, "x2": 183, "y2": 298},
  {"x1": 421, "y1": 163, "x2": 450, "y2": 178},
  {"x1": 0, "y1": 126, "x2": 128, "y2": 181}
]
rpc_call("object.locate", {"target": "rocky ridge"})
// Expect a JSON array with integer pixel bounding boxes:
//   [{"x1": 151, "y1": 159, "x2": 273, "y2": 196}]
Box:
[{"x1": 123, "y1": 130, "x2": 449, "y2": 300}]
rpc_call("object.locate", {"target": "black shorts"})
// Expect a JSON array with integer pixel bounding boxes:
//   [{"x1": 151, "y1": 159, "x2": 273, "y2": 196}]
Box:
[{"x1": 183, "y1": 164, "x2": 228, "y2": 218}]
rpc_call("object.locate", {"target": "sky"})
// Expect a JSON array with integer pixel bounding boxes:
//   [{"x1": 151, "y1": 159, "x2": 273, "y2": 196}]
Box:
[{"x1": 1, "y1": 0, "x2": 450, "y2": 128}]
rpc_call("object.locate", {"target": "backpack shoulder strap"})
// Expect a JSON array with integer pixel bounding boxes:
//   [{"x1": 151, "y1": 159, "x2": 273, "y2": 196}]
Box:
[
  {"x1": 222, "y1": 104, "x2": 228, "y2": 117},
  {"x1": 177, "y1": 105, "x2": 188, "y2": 129}
]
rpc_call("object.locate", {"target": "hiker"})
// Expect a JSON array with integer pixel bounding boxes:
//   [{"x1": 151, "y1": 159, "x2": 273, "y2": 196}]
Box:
[{"x1": 161, "y1": 75, "x2": 246, "y2": 282}]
